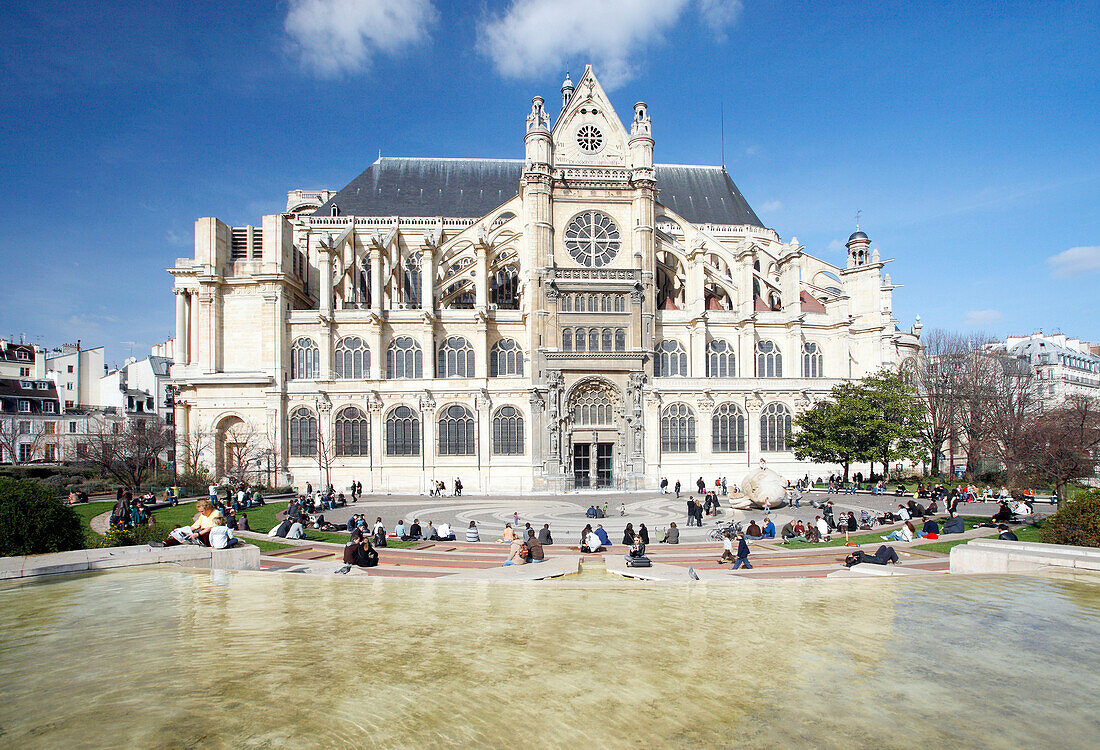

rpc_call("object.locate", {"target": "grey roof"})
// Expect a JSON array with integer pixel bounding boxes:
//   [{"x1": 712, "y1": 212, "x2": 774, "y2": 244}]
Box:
[
  {"x1": 148, "y1": 356, "x2": 172, "y2": 376},
  {"x1": 849, "y1": 230, "x2": 868, "y2": 242},
  {"x1": 314, "y1": 157, "x2": 764, "y2": 227}
]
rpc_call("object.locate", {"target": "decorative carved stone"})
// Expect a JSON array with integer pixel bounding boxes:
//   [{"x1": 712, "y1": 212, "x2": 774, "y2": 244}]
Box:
[{"x1": 418, "y1": 391, "x2": 436, "y2": 413}]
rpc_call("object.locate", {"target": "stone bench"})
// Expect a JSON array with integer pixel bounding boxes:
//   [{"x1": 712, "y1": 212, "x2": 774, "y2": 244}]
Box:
[{"x1": 949, "y1": 539, "x2": 1100, "y2": 575}]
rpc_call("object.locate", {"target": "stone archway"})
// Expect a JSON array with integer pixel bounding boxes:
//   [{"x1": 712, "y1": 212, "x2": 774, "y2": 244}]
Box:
[
  {"x1": 214, "y1": 415, "x2": 255, "y2": 483},
  {"x1": 565, "y1": 377, "x2": 623, "y2": 487}
]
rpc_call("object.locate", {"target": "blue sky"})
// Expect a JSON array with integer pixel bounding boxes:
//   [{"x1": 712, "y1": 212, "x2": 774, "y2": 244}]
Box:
[{"x1": 1, "y1": 0, "x2": 1097, "y2": 365}]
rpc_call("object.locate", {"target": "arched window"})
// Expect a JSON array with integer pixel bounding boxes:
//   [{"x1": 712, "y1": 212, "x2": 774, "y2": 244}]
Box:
[
  {"x1": 403, "y1": 253, "x2": 421, "y2": 308},
  {"x1": 334, "y1": 406, "x2": 368, "y2": 456},
  {"x1": 756, "y1": 340, "x2": 782, "y2": 378},
  {"x1": 387, "y1": 337, "x2": 423, "y2": 379},
  {"x1": 760, "y1": 403, "x2": 792, "y2": 452},
  {"x1": 438, "y1": 404, "x2": 475, "y2": 455},
  {"x1": 615, "y1": 329, "x2": 626, "y2": 351},
  {"x1": 655, "y1": 340, "x2": 687, "y2": 377},
  {"x1": 334, "y1": 337, "x2": 370, "y2": 379},
  {"x1": 601, "y1": 294, "x2": 611, "y2": 312},
  {"x1": 561, "y1": 294, "x2": 572, "y2": 312},
  {"x1": 437, "y1": 336, "x2": 474, "y2": 378},
  {"x1": 575, "y1": 328, "x2": 586, "y2": 352},
  {"x1": 707, "y1": 339, "x2": 736, "y2": 378},
  {"x1": 572, "y1": 390, "x2": 613, "y2": 425},
  {"x1": 562, "y1": 329, "x2": 573, "y2": 351},
  {"x1": 290, "y1": 337, "x2": 318, "y2": 380},
  {"x1": 490, "y1": 267, "x2": 519, "y2": 309},
  {"x1": 661, "y1": 403, "x2": 696, "y2": 453},
  {"x1": 601, "y1": 328, "x2": 612, "y2": 351},
  {"x1": 288, "y1": 407, "x2": 316, "y2": 456},
  {"x1": 614, "y1": 295, "x2": 626, "y2": 312},
  {"x1": 492, "y1": 405, "x2": 524, "y2": 455},
  {"x1": 712, "y1": 403, "x2": 746, "y2": 453},
  {"x1": 588, "y1": 329, "x2": 599, "y2": 351},
  {"x1": 385, "y1": 405, "x2": 420, "y2": 456},
  {"x1": 490, "y1": 339, "x2": 524, "y2": 377},
  {"x1": 803, "y1": 341, "x2": 824, "y2": 378}
]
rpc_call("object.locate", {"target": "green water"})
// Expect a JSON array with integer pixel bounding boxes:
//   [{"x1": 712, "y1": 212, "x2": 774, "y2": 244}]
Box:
[{"x1": 0, "y1": 569, "x2": 1097, "y2": 749}]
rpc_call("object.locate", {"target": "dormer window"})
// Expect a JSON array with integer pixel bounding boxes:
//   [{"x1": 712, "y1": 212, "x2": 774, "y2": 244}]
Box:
[
  {"x1": 19, "y1": 381, "x2": 31, "y2": 389},
  {"x1": 331, "y1": 203, "x2": 339, "y2": 217},
  {"x1": 36, "y1": 382, "x2": 48, "y2": 390},
  {"x1": 17, "y1": 350, "x2": 29, "y2": 360}
]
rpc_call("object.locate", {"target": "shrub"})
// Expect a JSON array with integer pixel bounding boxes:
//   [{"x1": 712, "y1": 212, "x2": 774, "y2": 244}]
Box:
[
  {"x1": 98, "y1": 522, "x2": 171, "y2": 548},
  {"x1": 1039, "y1": 494, "x2": 1100, "y2": 548},
  {"x1": 0, "y1": 477, "x2": 85, "y2": 556}
]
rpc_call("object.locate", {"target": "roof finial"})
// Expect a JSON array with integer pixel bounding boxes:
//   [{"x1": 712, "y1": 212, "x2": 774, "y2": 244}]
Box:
[{"x1": 855, "y1": 208, "x2": 862, "y2": 231}]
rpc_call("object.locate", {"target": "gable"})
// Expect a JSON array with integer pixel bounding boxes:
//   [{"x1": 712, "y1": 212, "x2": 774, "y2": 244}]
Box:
[{"x1": 550, "y1": 65, "x2": 630, "y2": 167}]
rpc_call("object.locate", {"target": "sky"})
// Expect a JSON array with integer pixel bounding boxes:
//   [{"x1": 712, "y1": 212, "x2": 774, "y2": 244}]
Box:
[{"x1": 1, "y1": 0, "x2": 1097, "y2": 366}]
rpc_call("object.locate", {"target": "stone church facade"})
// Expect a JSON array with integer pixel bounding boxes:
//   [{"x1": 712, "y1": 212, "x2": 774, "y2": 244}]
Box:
[{"x1": 169, "y1": 67, "x2": 921, "y2": 493}]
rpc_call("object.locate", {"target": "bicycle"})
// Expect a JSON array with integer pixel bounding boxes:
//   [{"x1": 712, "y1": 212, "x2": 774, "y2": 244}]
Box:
[{"x1": 708, "y1": 520, "x2": 743, "y2": 541}]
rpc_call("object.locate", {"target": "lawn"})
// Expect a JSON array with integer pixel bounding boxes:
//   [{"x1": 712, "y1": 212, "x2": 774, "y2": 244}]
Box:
[
  {"x1": 912, "y1": 516, "x2": 1044, "y2": 554},
  {"x1": 71, "y1": 501, "x2": 115, "y2": 546}
]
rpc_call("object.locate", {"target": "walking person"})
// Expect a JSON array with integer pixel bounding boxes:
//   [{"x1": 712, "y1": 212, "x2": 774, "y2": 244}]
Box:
[
  {"x1": 674, "y1": 480, "x2": 681, "y2": 498},
  {"x1": 686, "y1": 497, "x2": 696, "y2": 526},
  {"x1": 731, "y1": 532, "x2": 753, "y2": 571}
]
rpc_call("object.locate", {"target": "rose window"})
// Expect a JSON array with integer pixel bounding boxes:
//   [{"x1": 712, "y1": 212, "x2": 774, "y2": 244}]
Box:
[
  {"x1": 564, "y1": 211, "x2": 620, "y2": 267},
  {"x1": 576, "y1": 124, "x2": 603, "y2": 153}
]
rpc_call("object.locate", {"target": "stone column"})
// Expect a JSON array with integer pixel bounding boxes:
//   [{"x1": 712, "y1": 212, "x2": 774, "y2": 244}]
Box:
[
  {"x1": 174, "y1": 289, "x2": 190, "y2": 366},
  {"x1": 690, "y1": 319, "x2": 707, "y2": 378},
  {"x1": 420, "y1": 247, "x2": 434, "y2": 313},
  {"x1": 318, "y1": 240, "x2": 334, "y2": 316},
  {"x1": 475, "y1": 242, "x2": 489, "y2": 309},
  {"x1": 188, "y1": 291, "x2": 200, "y2": 367},
  {"x1": 745, "y1": 398, "x2": 761, "y2": 470},
  {"x1": 370, "y1": 245, "x2": 383, "y2": 315}
]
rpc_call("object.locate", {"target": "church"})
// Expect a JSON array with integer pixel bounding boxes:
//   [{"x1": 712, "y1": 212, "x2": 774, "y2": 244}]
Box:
[{"x1": 168, "y1": 66, "x2": 921, "y2": 493}]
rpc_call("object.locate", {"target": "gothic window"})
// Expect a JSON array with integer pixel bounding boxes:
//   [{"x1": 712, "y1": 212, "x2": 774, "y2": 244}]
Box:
[
  {"x1": 490, "y1": 267, "x2": 519, "y2": 309},
  {"x1": 588, "y1": 329, "x2": 599, "y2": 351},
  {"x1": 561, "y1": 294, "x2": 572, "y2": 312},
  {"x1": 573, "y1": 391, "x2": 613, "y2": 425},
  {"x1": 492, "y1": 405, "x2": 524, "y2": 455},
  {"x1": 437, "y1": 336, "x2": 474, "y2": 378},
  {"x1": 562, "y1": 329, "x2": 573, "y2": 351},
  {"x1": 601, "y1": 328, "x2": 612, "y2": 351},
  {"x1": 660, "y1": 403, "x2": 696, "y2": 453},
  {"x1": 803, "y1": 341, "x2": 824, "y2": 378},
  {"x1": 601, "y1": 294, "x2": 611, "y2": 312},
  {"x1": 387, "y1": 337, "x2": 423, "y2": 379},
  {"x1": 760, "y1": 403, "x2": 792, "y2": 452},
  {"x1": 385, "y1": 405, "x2": 420, "y2": 456},
  {"x1": 756, "y1": 340, "x2": 782, "y2": 378},
  {"x1": 707, "y1": 339, "x2": 736, "y2": 378},
  {"x1": 575, "y1": 328, "x2": 587, "y2": 352},
  {"x1": 576, "y1": 124, "x2": 604, "y2": 152},
  {"x1": 614, "y1": 295, "x2": 626, "y2": 312},
  {"x1": 490, "y1": 339, "x2": 524, "y2": 377},
  {"x1": 712, "y1": 403, "x2": 746, "y2": 453},
  {"x1": 564, "y1": 211, "x2": 620, "y2": 267},
  {"x1": 290, "y1": 337, "x2": 318, "y2": 380},
  {"x1": 334, "y1": 336, "x2": 370, "y2": 379},
  {"x1": 438, "y1": 404, "x2": 475, "y2": 456},
  {"x1": 655, "y1": 340, "x2": 688, "y2": 377},
  {"x1": 403, "y1": 253, "x2": 421, "y2": 308},
  {"x1": 443, "y1": 258, "x2": 475, "y2": 309},
  {"x1": 335, "y1": 406, "x2": 368, "y2": 456},
  {"x1": 615, "y1": 329, "x2": 626, "y2": 351},
  {"x1": 288, "y1": 407, "x2": 317, "y2": 456}
]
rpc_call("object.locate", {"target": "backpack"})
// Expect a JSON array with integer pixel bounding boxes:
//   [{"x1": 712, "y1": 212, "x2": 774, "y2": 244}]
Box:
[{"x1": 519, "y1": 543, "x2": 530, "y2": 559}]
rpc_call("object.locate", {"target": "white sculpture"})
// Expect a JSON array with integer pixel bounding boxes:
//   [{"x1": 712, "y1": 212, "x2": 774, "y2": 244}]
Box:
[{"x1": 727, "y1": 467, "x2": 788, "y2": 510}]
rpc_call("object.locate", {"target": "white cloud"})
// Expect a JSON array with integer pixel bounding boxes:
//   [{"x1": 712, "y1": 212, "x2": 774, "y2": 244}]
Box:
[
  {"x1": 1048, "y1": 245, "x2": 1100, "y2": 278},
  {"x1": 166, "y1": 229, "x2": 187, "y2": 247},
  {"x1": 285, "y1": 0, "x2": 438, "y2": 77},
  {"x1": 964, "y1": 309, "x2": 1003, "y2": 327},
  {"x1": 476, "y1": 0, "x2": 741, "y2": 89},
  {"x1": 760, "y1": 200, "x2": 782, "y2": 213},
  {"x1": 828, "y1": 239, "x2": 846, "y2": 254}
]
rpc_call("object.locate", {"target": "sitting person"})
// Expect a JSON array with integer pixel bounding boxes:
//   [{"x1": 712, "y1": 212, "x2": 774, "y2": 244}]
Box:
[
  {"x1": 537, "y1": 523, "x2": 553, "y2": 546},
  {"x1": 918, "y1": 517, "x2": 939, "y2": 538},
  {"x1": 207, "y1": 517, "x2": 238, "y2": 549},
  {"x1": 993, "y1": 501, "x2": 1014, "y2": 523},
  {"x1": 437, "y1": 522, "x2": 456, "y2": 541},
  {"x1": 409, "y1": 518, "x2": 423, "y2": 540},
  {"x1": 942, "y1": 513, "x2": 965, "y2": 535},
  {"x1": 621, "y1": 523, "x2": 636, "y2": 545},
  {"x1": 594, "y1": 524, "x2": 612, "y2": 547},
  {"x1": 525, "y1": 529, "x2": 545, "y2": 562},
  {"x1": 805, "y1": 526, "x2": 821, "y2": 543},
  {"x1": 762, "y1": 518, "x2": 776, "y2": 538},
  {"x1": 624, "y1": 536, "x2": 648, "y2": 565},
  {"x1": 997, "y1": 524, "x2": 1019, "y2": 541},
  {"x1": 586, "y1": 505, "x2": 598, "y2": 518},
  {"x1": 882, "y1": 520, "x2": 915, "y2": 543},
  {"x1": 845, "y1": 545, "x2": 900, "y2": 566},
  {"x1": 745, "y1": 520, "x2": 763, "y2": 540},
  {"x1": 343, "y1": 531, "x2": 379, "y2": 568},
  {"x1": 465, "y1": 521, "x2": 481, "y2": 542},
  {"x1": 580, "y1": 525, "x2": 603, "y2": 553},
  {"x1": 162, "y1": 500, "x2": 222, "y2": 546},
  {"x1": 926, "y1": 498, "x2": 939, "y2": 515},
  {"x1": 661, "y1": 522, "x2": 679, "y2": 544},
  {"x1": 270, "y1": 517, "x2": 293, "y2": 538},
  {"x1": 844, "y1": 512, "x2": 859, "y2": 532},
  {"x1": 503, "y1": 538, "x2": 529, "y2": 566},
  {"x1": 1012, "y1": 499, "x2": 1033, "y2": 517},
  {"x1": 424, "y1": 521, "x2": 438, "y2": 541},
  {"x1": 501, "y1": 523, "x2": 516, "y2": 544},
  {"x1": 237, "y1": 513, "x2": 250, "y2": 532},
  {"x1": 780, "y1": 520, "x2": 796, "y2": 541},
  {"x1": 815, "y1": 515, "x2": 830, "y2": 541}
]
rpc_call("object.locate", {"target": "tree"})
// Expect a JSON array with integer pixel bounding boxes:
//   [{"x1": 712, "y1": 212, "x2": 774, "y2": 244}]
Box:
[
  {"x1": 790, "y1": 383, "x2": 879, "y2": 482},
  {"x1": 178, "y1": 424, "x2": 212, "y2": 477},
  {"x1": 218, "y1": 420, "x2": 267, "y2": 485},
  {"x1": 986, "y1": 353, "x2": 1040, "y2": 482},
  {"x1": 908, "y1": 329, "x2": 966, "y2": 475},
  {"x1": 0, "y1": 477, "x2": 84, "y2": 555},
  {"x1": 861, "y1": 368, "x2": 926, "y2": 478},
  {"x1": 80, "y1": 416, "x2": 173, "y2": 491},
  {"x1": 0, "y1": 417, "x2": 49, "y2": 465},
  {"x1": 1018, "y1": 395, "x2": 1100, "y2": 504}
]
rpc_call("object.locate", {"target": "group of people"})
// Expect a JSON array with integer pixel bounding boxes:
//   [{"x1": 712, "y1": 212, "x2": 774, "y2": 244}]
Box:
[
  {"x1": 207, "y1": 482, "x2": 266, "y2": 513},
  {"x1": 154, "y1": 499, "x2": 239, "y2": 549},
  {"x1": 683, "y1": 494, "x2": 720, "y2": 526},
  {"x1": 428, "y1": 477, "x2": 463, "y2": 497},
  {"x1": 109, "y1": 489, "x2": 155, "y2": 530}
]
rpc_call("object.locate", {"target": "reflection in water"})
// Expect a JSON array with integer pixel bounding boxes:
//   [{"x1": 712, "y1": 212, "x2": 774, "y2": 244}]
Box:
[{"x1": 0, "y1": 570, "x2": 1097, "y2": 749}]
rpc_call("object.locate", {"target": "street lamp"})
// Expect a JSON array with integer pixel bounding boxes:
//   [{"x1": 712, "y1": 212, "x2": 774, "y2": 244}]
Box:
[{"x1": 165, "y1": 384, "x2": 180, "y2": 486}]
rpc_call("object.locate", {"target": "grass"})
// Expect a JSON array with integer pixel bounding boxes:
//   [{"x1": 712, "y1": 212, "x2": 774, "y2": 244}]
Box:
[
  {"x1": 911, "y1": 515, "x2": 1044, "y2": 554},
  {"x1": 70, "y1": 501, "x2": 115, "y2": 546}
]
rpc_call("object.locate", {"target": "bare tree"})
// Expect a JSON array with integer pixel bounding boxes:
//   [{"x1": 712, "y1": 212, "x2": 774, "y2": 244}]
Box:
[
  {"x1": 81, "y1": 416, "x2": 173, "y2": 491},
  {"x1": 909, "y1": 329, "x2": 967, "y2": 475},
  {"x1": 987, "y1": 354, "x2": 1041, "y2": 482},
  {"x1": 0, "y1": 417, "x2": 49, "y2": 464},
  {"x1": 1018, "y1": 395, "x2": 1100, "y2": 502},
  {"x1": 218, "y1": 420, "x2": 268, "y2": 486},
  {"x1": 178, "y1": 424, "x2": 212, "y2": 476}
]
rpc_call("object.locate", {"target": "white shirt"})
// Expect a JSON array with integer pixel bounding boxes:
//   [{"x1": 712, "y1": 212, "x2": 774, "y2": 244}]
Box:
[
  {"x1": 898, "y1": 525, "x2": 913, "y2": 542},
  {"x1": 208, "y1": 485, "x2": 218, "y2": 496},
  {"x1": 722, "y1": 537, "x2": 734, "y2": 552},
  {"x1": 287, "y1": 522, "x2": 304, "y2": 539},
  {"x1": 438, "y1": 523, "x2": 452, "y2": 537},
  {"x1": 897, "y1": 508, "x2": 910, "y2": 520},
  {"x1": 816, "y1": 518, "x2": 829, "y2": 537},
  {"x1": 209, "y1": 526, "x2": 235, "y2": 549}
]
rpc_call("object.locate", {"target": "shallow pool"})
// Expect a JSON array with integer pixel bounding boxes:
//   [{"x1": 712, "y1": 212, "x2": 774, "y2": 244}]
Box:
[{"x1": 0, "y1": 569, "x2": 1097, "y2": 748}]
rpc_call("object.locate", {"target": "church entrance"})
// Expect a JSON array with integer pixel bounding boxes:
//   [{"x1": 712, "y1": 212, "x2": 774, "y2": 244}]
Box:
[{"x1": 572, "y1": 442, "x2": 613, "y2": 487}]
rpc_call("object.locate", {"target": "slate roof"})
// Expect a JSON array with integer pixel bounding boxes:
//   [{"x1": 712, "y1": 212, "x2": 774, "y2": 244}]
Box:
[{"x1": 314, "y1": 157, "x2": 763, "y2": 227}]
